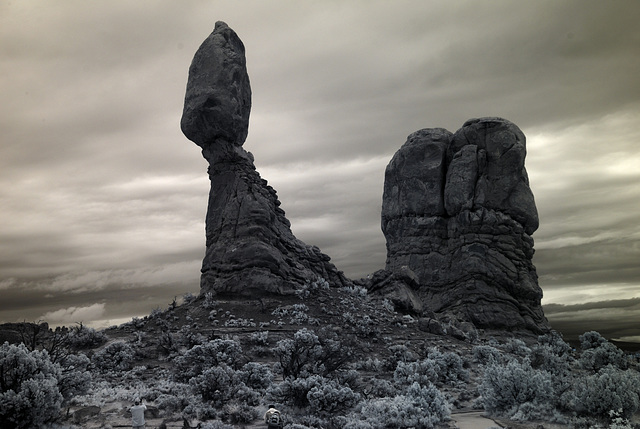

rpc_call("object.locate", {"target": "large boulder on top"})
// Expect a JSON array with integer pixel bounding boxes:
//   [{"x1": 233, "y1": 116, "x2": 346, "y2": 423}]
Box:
[{"x1": 181, "y1": 21, "x2": 252, "y2": 151}]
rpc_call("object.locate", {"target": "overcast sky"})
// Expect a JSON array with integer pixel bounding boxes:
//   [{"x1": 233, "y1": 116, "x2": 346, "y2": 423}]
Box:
[{"x1": 1, "y1": 1, "x2": 639, "y2": 341}]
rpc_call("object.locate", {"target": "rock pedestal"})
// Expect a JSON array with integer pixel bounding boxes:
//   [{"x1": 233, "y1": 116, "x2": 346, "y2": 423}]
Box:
[
  {"x1": 182, "y1": 22, "x2": 350, "y2": 296},
  {"x1": 381, "y1": 118, "x2": 548, "y2": 332}
]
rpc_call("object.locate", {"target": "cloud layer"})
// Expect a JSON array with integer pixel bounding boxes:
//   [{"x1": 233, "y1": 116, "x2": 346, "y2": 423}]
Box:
[{"x1": 1, "y1": 1, "x2": 639, "y2": 338}]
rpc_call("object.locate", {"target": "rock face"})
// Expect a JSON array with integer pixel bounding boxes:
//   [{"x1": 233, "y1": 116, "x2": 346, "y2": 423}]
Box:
[
  {"x1": 381, "y1": 118, "x2": 548, "y2": 332},
  {"x1": 182, "y1": 22, "x2": 350, "y2": 296}
]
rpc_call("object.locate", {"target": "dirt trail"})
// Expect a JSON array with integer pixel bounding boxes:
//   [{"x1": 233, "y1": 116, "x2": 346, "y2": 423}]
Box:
[{"x1": 451, "y1": 411, "x2": 502, "y2": 429}]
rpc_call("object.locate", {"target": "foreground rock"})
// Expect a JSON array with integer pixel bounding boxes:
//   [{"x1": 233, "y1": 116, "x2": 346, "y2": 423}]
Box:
[
  {"x1": 182, "y1": 22, "x2": 350, "y2": 296},
  {"x1": 380, "y1": 118, "x2": 548, "y2": 333}
]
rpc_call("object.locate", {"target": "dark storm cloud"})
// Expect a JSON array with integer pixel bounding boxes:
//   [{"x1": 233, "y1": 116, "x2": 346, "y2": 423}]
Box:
[
  {"x1": 544, "y1": 298, "x2": 640, "y2": 341},
  {"x1": 1, "y1": 1, "x2": 639, "y2": 332}
]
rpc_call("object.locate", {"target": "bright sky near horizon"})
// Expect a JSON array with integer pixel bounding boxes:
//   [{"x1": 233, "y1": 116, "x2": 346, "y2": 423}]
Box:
[{"x1": 1, "y1": 1, "x2": 639, "y2": 340}]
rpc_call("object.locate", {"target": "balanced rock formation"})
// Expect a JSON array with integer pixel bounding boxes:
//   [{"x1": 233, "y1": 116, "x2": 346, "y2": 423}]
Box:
[
  {"x1": 380, "y1": 118, "x2": 548, "y2": 332},
  {"x1": 182, "y1": 22, "x2": 350, "y2": 296}
]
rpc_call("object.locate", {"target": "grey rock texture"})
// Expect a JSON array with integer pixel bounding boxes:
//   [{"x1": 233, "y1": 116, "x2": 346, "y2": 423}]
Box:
[
  {"x1": 358, "y1": 268, "x2": 423, "y2": 314},
  {"x1": 182, "y1": 22, "x2": 351, "y2": 296},
  {"x1": 181, "y1": 21, "x2": 251, "y2": 149},
  {"x1": 381, "y1": 118, "x2": 548, "y2": 333}
]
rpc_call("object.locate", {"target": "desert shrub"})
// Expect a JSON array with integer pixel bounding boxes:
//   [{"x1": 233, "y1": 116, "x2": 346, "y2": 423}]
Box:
[
  {"x1": 356, "y1": 357, "x2": 382, "y2": 372},
  {"x1": 472, "y1": 345, "x2": 502, "y2": 365},
  {"x1": 238, "y1": 362, "x2": 274, "y2": 391},
  {"x1": 183, "y1": 400, "x2": 218, "y2": 421},
  {"x1": 158, "y1": 330, "x2": 180, "y2": 356},
  {"x1": 367, "y1": 378, "x2": 397, "y2": 398},
  {"x1": 503, "y1": 338, "x2": 531, "y2": 357},
  {"x1": 275, "y1": 328, "x2": 322, "y2": 378},
  {"x1": 57, "y1": 352, "x2": 92, "y2": 401},
  {"x1": 0, "y1": 342, "x2": 64, "y2": 428},
  {"x1": 383, "y1": 344, "x2": 417, "y2": 370},
  {"x1": 539, "y1": 331, "x2": 573, "y2": 356},
  {"x1": 249, "y1": 330, "x2": 269, "y2": 346},
  {"x1": 480, "y1": 358, "x2": 553, "y2": 417},
  {"x1": 174, "y1": 338, "x2": 243, "y2": 382},
  {"x1": 221, "y1": 401, "x2": 260, "y2": 424},
  {"x1": 307, "y1": 377, "x2": 361, "y2": 414},
  {"x1": 360, "y1": 382, "x2": 449, "y2": 429},
  {"x1": 275, "y1": 328, "x2": 351, "y2": 378},
  {"x1": 268, "y1": 375, "x2": 324, "y2": 408},
  {"x1": 272, "y1": 304, "x2": 319, "y2": 325},
  {"x1": 394, "y1": 349, "x2": 468, "y2": 388},
  {"x1": 155, "y1": 393, "x2": 188, "y2": 415},
  {"x1": 178, "y1": 324, "x2": 208, "y2": 348},
  {"x1": 336, "y1": 369, "x2": 361, "y2": 391},
  {"x1": 188, "y1": 363, "x2": 259, "y2": 407},
  {"x1": 294, "y1": 277, "x2": 330, "y2": 299},
  {"x1": 92, "y1": 341, "x2": 136, "y2": 371},
  {"x1": 183, "y1": 292, "x2": 197, "y2": 304},
  {"x1": 269, "y1": 373, "x2": 359, "y2": 411},
  {"x1": 67, "y1": 324, "x2": 107, "y2": 349},
  {"x1": 189, "y1": 363, "x2": 239, "y2": 403},
  {"x1": 571, "y1": 366, "x2": 640, "y2": 419},
  {"x1": 354, "y1": 315, "x2": 379, "y2": 338},
  {"x1": 393, "y1": 360, "x2": 437, "y2": 387},
  {"x1": 529, "y1": 345, "x2": 572, "y2": 376},
  {"x1": 578, "y1": 331, "x2": 627, "y2": 371},
  {"x1": 580, "y1": 330, "x2": 608, "y2": 350},
  {"x1": 425, "y1": 348, "x2": 469, "y2": 384}
]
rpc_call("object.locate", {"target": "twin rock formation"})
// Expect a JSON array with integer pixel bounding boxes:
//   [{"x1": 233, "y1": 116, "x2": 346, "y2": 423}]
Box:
[{"x1": 181, "y1": 22, "x2": 548, "y2": 333}]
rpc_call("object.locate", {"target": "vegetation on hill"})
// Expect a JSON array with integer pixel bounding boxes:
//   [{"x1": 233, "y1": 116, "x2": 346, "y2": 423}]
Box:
[{"x1": 1, "y1": 280, "x2": 639, "y2": 428}]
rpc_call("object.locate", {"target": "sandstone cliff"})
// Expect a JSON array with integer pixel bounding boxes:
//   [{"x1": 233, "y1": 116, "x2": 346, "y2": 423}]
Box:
[{"x1": 379, "y1": 118, "x2": 548, "y2": 332}]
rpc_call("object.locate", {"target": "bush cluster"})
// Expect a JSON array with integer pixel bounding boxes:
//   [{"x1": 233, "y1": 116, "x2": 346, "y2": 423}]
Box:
[
  {"x1": 479, "y1": 330, "x2": 638, "y2": 424},
  {"x1": 0, "y1": 342, "x2": 91, "y2": 429},
  {"x1": 92, "y1": 341, "x2": 136, "y2": 371},
  {"x1": 359, "y1": 382, "x2": 450, "y2": 429}
]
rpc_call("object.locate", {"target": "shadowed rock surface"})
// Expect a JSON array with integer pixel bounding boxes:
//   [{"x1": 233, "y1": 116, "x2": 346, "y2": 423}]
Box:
[
  {"x1": 381, "y1": 118, "x2": 548, "y2": 332},
  {"x1": 182, "y1": 22, "x2": 351, "y2": 296}
]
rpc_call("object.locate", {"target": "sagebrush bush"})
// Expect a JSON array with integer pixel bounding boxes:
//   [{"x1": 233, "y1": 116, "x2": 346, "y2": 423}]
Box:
[
  {"x1": 268, "y1": 375, "x2": 324, "y2": 408},
  {"x1": 360, "y1": 382, "x2": 449, "y2": 429},
  {"x1": 538, "y1": 331, "x2": 573, "y2": 356},
  {"x1": 578, "y1": 331, "x2": 627, "y2": 371},
  {"x1": 425, "y1": 348, "x2": 469, "y2": 384},
  {"x1": 174, "y1": 338, "x2": 243, "y2": 381},
  {"x1": 306, "y1": 377, "x2": 361, "y2": 414},
  {"x1": 367, "y1": 378, "x2": 397, "y2": 398},
  {"x1": 529, "y1": 343, "x2": 572, "y2": 376},
  {"x1": 238, "y1": 362, "x2": 274, "y2": 391},
  {"x1": 189, "y1": 363, "x2": 260, "y2": 407},
  {"x1": 0, "y1": 342, "x2": 64, "y2": 428},
  {"x1": 275, "y1": 328, "x2": 351, "y2": 378},
  {"x1": 67, "y1": 325, "x2": 107, "y2": 349},
  {"x1": 503, "y1": 338, "x2": 531, "y2": 357},
  {"x1": 480, "y1": 358, "x2": 553, "y2": 416},
  {"x1": 472, "y1": 345, "x2": 502, "y2": 365},
  {"x1": 57, "y1": 352, "x2": 92, "y2": 402},
  {"x1": 189, "y1": 363, "x2": 239, "y2": 403},
  {"x1": 394, "y1": 349, "x2": 468, "y2": 388},
  {"x1": 92, "y1": 341, "x2": 136, "y2": 371},
  {"x1": 571, "y1": 366, "x2": 640, "y2": 419},
  {"x1": 249, "y1": 330, "x2": 269, "y2": 346},
  {"x1": 221, "y1": 401, "x2": 260, "y2": 424}
]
